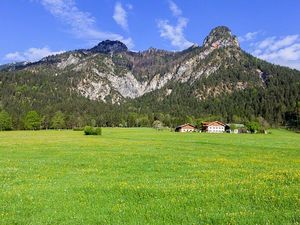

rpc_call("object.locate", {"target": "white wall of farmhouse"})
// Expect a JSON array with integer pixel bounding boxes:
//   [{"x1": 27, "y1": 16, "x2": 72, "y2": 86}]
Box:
[{"x1": 207, "y1": 125, "x2": 225, "y2": 133}]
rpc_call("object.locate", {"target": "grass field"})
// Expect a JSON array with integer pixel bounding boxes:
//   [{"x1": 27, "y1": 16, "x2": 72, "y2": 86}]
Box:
[{"x1": 0, "y1": 128, "x2": 299, "y2": 224}]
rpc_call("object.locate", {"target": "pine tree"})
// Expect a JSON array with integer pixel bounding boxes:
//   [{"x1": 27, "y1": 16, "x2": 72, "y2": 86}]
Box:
[{"x1": 51, "y1": 111, "x2": 65, "y2": 129}]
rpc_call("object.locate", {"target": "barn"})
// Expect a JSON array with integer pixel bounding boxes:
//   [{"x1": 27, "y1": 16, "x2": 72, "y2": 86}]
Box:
[{"x1": 175, "y1": 124, "x2": 196, "y2": 132}]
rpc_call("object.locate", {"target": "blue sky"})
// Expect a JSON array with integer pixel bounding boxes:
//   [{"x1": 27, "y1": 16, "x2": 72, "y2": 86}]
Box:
[{"x1": 1, "y1": 0, "x2": 300, "y2": 69}]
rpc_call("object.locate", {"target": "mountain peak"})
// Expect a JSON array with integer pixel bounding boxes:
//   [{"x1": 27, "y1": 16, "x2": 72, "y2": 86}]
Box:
[
  {"x1": 89, "y1": 40, "x2": 128, "y2": 54},
  {"x1": 203, "y1": 26, "x2": 239, "y2": 48}
]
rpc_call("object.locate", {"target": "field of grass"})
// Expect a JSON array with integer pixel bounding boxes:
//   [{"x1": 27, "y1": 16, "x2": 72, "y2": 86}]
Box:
[{"x1": 0, "y1": 128, "x2": 299, "y2": 224}]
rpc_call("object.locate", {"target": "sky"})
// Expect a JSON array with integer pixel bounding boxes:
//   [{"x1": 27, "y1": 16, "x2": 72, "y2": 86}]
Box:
[{"x1": 1, "y1": 0, "x2": 300, "y2": 70}]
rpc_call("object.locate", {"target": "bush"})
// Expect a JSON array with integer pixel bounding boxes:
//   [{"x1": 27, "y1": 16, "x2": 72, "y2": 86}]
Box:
[
  {"x1": 84, "y1": 126, "x2": 102, "y2": 135},
  {"x1": 84, "y1": 126, "x2": 94, "y2": 135},
  {"x1": 95, "y1": 127, "x2": 102, "y2": 135},
  {"x1": 73, "y1": 127, "x2": 84, "y2": 131},
  {"x1": 246, "y1": 121, "x2": 261, "y2": 133}
]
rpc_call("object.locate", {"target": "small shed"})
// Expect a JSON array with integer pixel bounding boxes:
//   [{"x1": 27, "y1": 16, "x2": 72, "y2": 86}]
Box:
[
  {"x1": 228, "y1": 124, "x2": 246, "y2": 133},
  {"x1": 175, "y1": 123, "x2": 196, "y2": 132}
]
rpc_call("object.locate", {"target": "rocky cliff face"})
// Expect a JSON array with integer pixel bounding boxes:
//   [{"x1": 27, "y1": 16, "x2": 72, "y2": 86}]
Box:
[
  {"x1": 89, "y1": 40, "x2": 128, "y2": 54},
  {"x1": 0, "y1": 26, "x2": 272, "y2": 104},
  {"x1": 64, "y1": 26, "x2": 247, "y2": 103},
  {"x1": 203, "y1": 26, "x2": 240, "y2": 48}
]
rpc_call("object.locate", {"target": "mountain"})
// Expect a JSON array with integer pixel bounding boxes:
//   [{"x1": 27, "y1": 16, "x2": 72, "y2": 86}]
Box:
[
  {"x1": 89, "y1": 40, "x2": 128, "y2": 54},
  {"x1": 0, "y1": 61, "x2": 30, "y2": 71},
  {"x1": 0, "y1": 26, "x2": 299, "y2": 129}
]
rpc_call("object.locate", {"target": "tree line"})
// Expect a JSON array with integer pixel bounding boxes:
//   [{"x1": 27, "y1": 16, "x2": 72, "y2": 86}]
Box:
[
  {"x1": 0, "y1": 110, "x2": 65, "y2": 130},
  {"x1": 1, "y1": 106, "x2": 298, "y2": 131}
]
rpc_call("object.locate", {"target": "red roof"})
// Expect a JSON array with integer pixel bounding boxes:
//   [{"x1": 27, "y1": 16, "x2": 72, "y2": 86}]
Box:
[
  {"x1": 202, "y1": 121, "x2": 225, "y2": 127},
  {"x1": 176, "y1": 123, "x2": 196, "y2": 129}
]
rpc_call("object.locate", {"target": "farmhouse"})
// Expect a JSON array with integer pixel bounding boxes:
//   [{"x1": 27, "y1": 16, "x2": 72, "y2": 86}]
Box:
[
  {"x1": 202, "y1": 121, "x2": 226, "y2": 133},
  {"x1": 175, "y1": 123, "x2": 196, "y2": 132}
]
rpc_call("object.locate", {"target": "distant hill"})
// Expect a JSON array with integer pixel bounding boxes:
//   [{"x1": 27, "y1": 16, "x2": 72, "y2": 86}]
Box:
[{"x1": 0, "y1": 26, "x2": 299, "y2": 129}]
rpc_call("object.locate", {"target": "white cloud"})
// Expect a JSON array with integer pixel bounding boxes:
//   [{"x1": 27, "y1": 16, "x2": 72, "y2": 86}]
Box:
[
  {"x1": 113, "y1": 2, "x2": 129, "y2": 31},
  {"x1": 39, "y1": 0, "x2": 134, "y2": 48},
  {"x1": 239, "y1": 31, "x2": 260, "y2": 42},
  {"x1": 252, "y1": 49, "x2": 262, "y2": 55},
  {"x1": 257, "y1": 37, "x2": 276, "y2": 49},
  {"x1": 158, "y1": 18, "x2": 192, "y2": 50},
  {"x1": 157, "y1": 1, "x2": 192, "y2": 50},
  {"x1": 4, "y1": 52, "x2": 24, "y2": 62},
  {"x1": 268, "y1": 35, "x2": 298, "y2": 51},
  {"x1": 168, "y1": 0, "x2": 182, "y2": 17},
  {"x1": 126, "y1": 4, "x2": 133, "y2": 10},
  {"x1": 4, "y1": 47, "x2": 65, "y2": 62},
  {"x1": 252, "y1": 35, "x2": 300, "y2": 70},
  {"x1": 257, "y1": 43, "x2": 300, "y2": 61},
  {"x1": 253, "y1": 35, "x2": 299, "y2": 52}
]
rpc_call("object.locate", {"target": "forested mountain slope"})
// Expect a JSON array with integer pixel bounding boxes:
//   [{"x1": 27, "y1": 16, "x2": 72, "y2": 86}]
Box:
[{"x1": 0, "y1": 26, "x2": 299, "y2": 129}]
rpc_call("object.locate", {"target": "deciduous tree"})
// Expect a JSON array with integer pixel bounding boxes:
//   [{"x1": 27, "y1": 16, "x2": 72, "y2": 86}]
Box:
[
  {"x1": 0, "y1": 110, "x2": 12, "y2": 131},
  {"x1": 24, "y1": 111, "x2": 41, "y2": 130}
]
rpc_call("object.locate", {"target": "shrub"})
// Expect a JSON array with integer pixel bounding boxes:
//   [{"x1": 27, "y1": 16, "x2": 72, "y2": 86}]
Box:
[
  {"x1": 246, "y1": 121, "x2": 261, "y2": 133},
  {"x1": 84, "y1": 126, "x2": 94, "y2": 135},
  {"x1": 73, "y1": 127, "x2": 84, "y2": 131},
  {"x1": 95, "y1": 127, "x2": 102, "y2": 135},
  {"x1": 84, "y1": 126, "x2": 102, "y2": 135}
]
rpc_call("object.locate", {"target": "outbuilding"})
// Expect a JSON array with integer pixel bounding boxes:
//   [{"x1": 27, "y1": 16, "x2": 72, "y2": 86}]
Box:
[{"x1": 175, "y1": 123, "x2": 196, "y2": 132}]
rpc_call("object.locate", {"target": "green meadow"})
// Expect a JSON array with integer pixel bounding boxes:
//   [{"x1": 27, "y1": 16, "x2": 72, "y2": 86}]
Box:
[{"x1": 0, "y1": 128, "x2": 299, "y2": 224}]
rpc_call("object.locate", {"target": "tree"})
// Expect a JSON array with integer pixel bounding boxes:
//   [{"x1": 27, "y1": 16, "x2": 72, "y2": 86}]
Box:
[
  {"x1": 230, "y1": 124, "x2": 237, "y2": 132},
  {"x1": 41, "y1": 115, "x2": 51, "y2": 130},
  {"x1": 90, "y1": 119, "x2": 96, "y2": 127},
  {"x1": 186, "y1": 115, "x2": 195, "y2": 126},
  {"x1": 297, "y1": 101, "x2": 300, "y2": 130},
  {"x1": 51, "y1": 111, "x2": 65, "y2": 129},
  {"x1": 128, "y1": 112, "x2": 138, "y2": 127},
  {"x1": 0, "y1": 110, "x2": 12, "y2": 131},
  {"x1": 232, "y1": 115, "x2": 243, "y2": 123},
  {"x1": 139, "y1": 116, "x2": 150, "y2": 127},
  {"x1": 246, "y1": 121, "x2": 260, "y2": 133},
  {"x1": 24, "y1": 111, "x2": 41, "y2": 130},
  {"x1": 195, "y1": 118, "x2": 204, "y2": 129},
  {"x1": 152, "y1": 120, "x2": 163, "y2": 130},
  {"x1": 257, "y1": 116, "x2": 270, "y2": 131}
]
